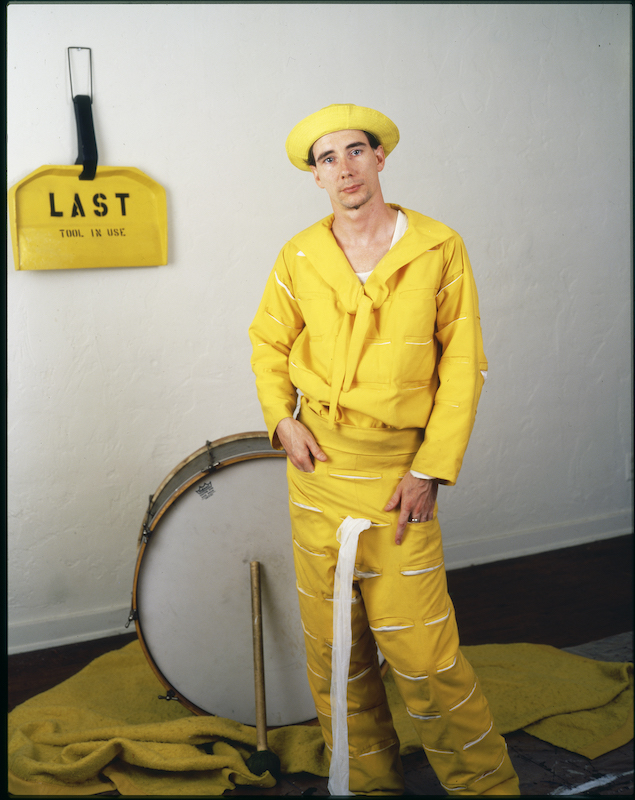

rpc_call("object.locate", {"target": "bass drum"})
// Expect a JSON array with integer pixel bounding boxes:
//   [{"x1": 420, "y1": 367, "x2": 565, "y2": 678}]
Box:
[{"x1": 131, "y1": 432, "x2": 316, "y2": 726}]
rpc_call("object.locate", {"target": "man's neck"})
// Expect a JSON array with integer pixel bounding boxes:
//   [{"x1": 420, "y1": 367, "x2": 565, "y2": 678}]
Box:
[
  {"x1": 330, "y1": 196, "x2": 399, "y2": 274},
  {"x1": 331, "y1": 195, "x2": 397, "y2": 249}
]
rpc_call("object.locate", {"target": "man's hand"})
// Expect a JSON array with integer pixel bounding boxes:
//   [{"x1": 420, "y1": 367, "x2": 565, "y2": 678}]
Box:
[
  {"x1": 275, "y1": 417, "x2": 327, "y2": 472},
  {"x1": 385, "y1": 473, "x2": 438, "y2": 545}
]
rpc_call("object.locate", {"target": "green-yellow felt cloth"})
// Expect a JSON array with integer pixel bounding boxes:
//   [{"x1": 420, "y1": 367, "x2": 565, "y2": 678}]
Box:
[
  {"x1": 387, "y1": 642, "x2": 633, "y2": 761},
  {"x1": 8, "y1": 640, "x2": 632, "y2": 795}
]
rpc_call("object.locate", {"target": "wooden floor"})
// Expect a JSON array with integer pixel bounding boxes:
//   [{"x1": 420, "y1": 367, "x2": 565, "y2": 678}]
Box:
[{"x1": 8, "y1": 534, "x2": 634, "y2": 796}]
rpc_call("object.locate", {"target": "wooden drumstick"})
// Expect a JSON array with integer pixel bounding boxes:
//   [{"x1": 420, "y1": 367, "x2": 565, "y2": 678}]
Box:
[{"x1": 245, "y1": 561, "x2": 282, "y2": 779}]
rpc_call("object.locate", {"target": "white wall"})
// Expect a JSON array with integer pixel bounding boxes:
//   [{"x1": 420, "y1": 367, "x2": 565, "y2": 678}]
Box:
[{"x1": 7, "y1": 3, "x2": 632, "y2": 653}]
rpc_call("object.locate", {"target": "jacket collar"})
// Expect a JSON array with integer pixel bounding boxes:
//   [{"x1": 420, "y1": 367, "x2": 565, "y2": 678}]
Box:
[{"x1": 291, "y1": 205, "x2": 453, "y2": 312}]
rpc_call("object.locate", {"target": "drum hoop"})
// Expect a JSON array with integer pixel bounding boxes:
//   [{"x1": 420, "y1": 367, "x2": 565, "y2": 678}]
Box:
[
  {"x1": 137, "y1": 431, "x2": 284, "y2": 543},
  {"x1": 131, "y1": 431, "x2": 287, "y2": 717}
]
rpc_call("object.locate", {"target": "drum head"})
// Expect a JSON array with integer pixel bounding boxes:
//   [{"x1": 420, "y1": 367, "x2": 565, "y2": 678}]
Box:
[{"x1": 133, "y1": 433, "x2": 316, "y2": 726}]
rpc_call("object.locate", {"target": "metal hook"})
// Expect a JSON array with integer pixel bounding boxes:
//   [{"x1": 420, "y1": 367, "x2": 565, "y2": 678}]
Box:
[{"x1": 67, "y1": 47, "x2": 93, "y2": 101}]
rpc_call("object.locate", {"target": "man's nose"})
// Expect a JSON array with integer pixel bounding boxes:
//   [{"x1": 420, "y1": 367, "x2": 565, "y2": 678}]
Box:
[{"x1": 340, "y1": 158, "x2": 353, "y2": 176}]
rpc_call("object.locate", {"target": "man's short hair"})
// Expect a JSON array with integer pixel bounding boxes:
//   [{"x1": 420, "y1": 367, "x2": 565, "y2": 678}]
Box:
[{"x1": 305, "y1": 130, "x2": 381, "y2": 168}]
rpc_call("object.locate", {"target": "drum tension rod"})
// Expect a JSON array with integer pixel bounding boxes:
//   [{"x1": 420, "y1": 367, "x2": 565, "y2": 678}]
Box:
[
  {"x1": 125, "y1": 608, "x2": 137, "y2": 629},
  {"x1": 206, "y1": 440, "x2": 220, "y2": 470},
  {"x1": 158, "y1": 689, "x2": 178, "y2": 702},
  {"x1": 141, "y1": 494, "x2": 154, "y2": 543}
]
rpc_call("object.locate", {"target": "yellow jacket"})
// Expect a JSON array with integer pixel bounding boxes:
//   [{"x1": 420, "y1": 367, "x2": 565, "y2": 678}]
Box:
[{"x1": 249, "y1": 205, "x2": 487, "y2": 485}]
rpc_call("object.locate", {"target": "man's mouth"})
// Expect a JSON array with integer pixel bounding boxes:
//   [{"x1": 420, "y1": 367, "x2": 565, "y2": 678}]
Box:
[{"x1": 341, "y1": 184, "x2": 362, "y2": 194}]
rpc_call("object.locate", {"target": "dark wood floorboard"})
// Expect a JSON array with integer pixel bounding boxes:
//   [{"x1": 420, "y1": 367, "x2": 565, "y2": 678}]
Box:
[
  {"x1": 448, "y1": 534, "x2": 633, "y2": 648},
  {"x1": 8, "y1": 534, "x2": 633, "y2": 796}
]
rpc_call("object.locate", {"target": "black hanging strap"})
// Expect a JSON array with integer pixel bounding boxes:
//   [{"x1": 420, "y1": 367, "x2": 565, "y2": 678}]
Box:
[{"x1": 68, "y1": 47, "x2": 98, "y2": 180}]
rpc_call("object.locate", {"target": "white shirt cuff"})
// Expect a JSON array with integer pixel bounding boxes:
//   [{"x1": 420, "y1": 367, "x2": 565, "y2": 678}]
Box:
[{"x1": 410, "y1": 470, "x2": 436, "y2": 481}]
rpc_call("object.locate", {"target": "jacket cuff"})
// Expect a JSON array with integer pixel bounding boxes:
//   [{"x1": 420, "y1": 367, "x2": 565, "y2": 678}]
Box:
[{"x1": 263, "y1": 407, "x2": 295, "y2": 450}]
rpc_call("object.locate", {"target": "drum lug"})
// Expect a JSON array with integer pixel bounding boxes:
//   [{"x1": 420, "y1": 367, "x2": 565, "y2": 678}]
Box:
[
  {"x1": 125, "y1": 608, "x2": 138, "y2": 629},
  {"x1": 158, "y1": 689, "x2": 178, "y2": 702}
]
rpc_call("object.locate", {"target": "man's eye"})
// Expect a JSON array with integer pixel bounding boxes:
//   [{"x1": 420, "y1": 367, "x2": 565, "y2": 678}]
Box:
[
  {"x1": 324, "y1": 157, "x2": 334, "y2": 164},
  {"x1": 351, "y1": 149, "x2": 361, "y2": 156}
]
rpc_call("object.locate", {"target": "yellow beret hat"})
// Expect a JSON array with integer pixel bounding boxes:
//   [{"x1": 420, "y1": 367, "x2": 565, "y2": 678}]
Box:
[{"x1": 285, "y1": 104, "x2": 400, "y2": 171}]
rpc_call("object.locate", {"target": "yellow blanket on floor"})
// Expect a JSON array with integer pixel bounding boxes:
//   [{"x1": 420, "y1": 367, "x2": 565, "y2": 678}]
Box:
[{"x1": 8, "y1": 640, "x2": 633, "y2": 796}]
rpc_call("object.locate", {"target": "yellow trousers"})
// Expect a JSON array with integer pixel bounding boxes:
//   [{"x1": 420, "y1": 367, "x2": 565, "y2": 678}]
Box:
[{"x1": 287, "y1": 410, "x2": 519, "y2": 796}]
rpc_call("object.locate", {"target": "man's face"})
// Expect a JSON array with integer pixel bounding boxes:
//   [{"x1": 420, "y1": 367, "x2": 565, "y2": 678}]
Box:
[{"x1": 309, "y1": 129, "x2": 386, "y2": 211}]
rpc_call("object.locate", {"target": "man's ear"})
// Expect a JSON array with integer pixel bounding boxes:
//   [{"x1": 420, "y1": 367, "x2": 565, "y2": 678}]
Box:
[
  {"x1": 310, "y1": 165, "x2": 324, "y2": 188},
  {"x1": 375, "y1": 145, "x2": 386, "y2": 173}
]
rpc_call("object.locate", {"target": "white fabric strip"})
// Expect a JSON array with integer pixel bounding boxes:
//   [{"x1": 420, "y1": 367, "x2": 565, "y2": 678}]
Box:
[{"x1": 327, "y1": 516, "x2": 372, "y2": 797}]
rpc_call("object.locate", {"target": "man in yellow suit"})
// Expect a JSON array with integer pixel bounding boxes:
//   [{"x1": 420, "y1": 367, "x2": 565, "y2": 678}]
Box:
[{"x1": 249, "y1": 104, "x2": 519, "y2": 796}]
